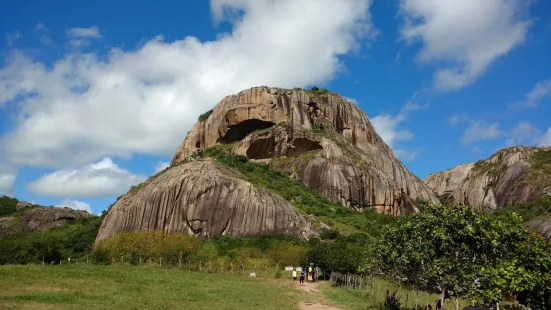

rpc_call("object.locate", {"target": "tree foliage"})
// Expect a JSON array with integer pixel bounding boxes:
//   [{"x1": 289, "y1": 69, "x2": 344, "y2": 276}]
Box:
[{"x1": 371, "y1": 204, "x2": 551, "y2": 308}]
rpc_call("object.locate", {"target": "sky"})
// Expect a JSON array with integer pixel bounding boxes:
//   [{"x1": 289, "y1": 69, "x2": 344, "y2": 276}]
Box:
[{"x1": 0, "y1": 0, "x2": 550, "y2": 215}]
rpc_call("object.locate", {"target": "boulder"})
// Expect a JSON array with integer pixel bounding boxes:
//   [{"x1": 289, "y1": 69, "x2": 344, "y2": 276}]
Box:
[
  {"x1": 172, "y1": 87, "x2": 438, "y2": 213},
  {"x1": 96, "y1": 159, "x2": 313, "y2": 242}
]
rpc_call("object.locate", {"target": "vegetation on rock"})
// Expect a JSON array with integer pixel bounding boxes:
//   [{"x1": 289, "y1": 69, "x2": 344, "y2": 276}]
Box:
[
  {"x1": 198, "y1": 109, "x2": 213, "y2": 122},
  {"x1": 189, "y1": 147, "x2": 397, "y2": 238}
]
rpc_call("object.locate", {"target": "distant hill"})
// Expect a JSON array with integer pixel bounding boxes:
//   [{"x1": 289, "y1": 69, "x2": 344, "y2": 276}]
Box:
[
  {"x1": 423, "y1": 146, "x2": 551, "y2": 240},
  {"x1": 0, "y1": 196, "x2": 100, "y2": 264}
]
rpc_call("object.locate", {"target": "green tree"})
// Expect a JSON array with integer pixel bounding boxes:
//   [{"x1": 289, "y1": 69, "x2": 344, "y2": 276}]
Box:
[{"x1": 372, "y1": 204, "x2": 551, "y2": 308}]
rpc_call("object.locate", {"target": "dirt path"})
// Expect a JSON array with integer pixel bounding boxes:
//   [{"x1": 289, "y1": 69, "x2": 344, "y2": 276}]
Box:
[{"x1": 295, "y1": 281, "x2": 344, "y2": 310}]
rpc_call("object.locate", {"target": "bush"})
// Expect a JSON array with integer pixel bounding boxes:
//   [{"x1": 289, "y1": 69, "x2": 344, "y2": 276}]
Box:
[
  {"x1": 0, "y1": 196, "x2": 18, "y2": 217},
  {"x1": 198, "y1": 109, "x2": 213, "y2": 122}
]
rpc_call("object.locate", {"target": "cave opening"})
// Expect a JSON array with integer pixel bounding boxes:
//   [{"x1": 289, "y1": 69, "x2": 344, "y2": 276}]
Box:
[
  {"x1": 286, "y1": 138, "x2": 323, "y2": 157},
  {"x1": 246, "y1": 137, "x2": 275, "y2": 159},
  {"x1": 219, "y1": 119, "x2": 275, "y2": 144}
]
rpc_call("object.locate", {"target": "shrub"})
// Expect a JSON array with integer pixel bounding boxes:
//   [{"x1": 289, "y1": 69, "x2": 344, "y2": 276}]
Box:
[{"x1": 198, "y1": 109, "x2": 213, "y2": 122}]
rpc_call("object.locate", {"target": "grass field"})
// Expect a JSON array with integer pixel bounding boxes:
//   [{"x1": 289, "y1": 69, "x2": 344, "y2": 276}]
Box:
[{"x1": 0, "y1": 264, "x2": 301, "y2": 310}]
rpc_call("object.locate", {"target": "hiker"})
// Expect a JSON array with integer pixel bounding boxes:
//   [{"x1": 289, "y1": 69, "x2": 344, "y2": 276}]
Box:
[
  {"x1": 311, "y1": 267, "x2": 316, "y2": 282},
  {"x1": 292, "y1": 268, "x2": 297, "y2": 284},
  {"x1": 299, "y1": 269, "x2": 305, "y2": 286},
  {"x1": 308, "y1": 265, "x2": 313, "y2": 282}
]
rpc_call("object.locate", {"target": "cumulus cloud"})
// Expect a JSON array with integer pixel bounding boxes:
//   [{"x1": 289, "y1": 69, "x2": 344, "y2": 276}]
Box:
[
  {"x1": 55, "y1": 199, "x2": 92, "y2": 214},
  {"x1": 462, "y1": 121, "x2": 502, "y2": 144},
  {"x1": 154, "y1": 161, "x2": 170, "y2": 173},
  {"x1": 0, "y1": 0, "x2": 375, "y2": 169},
  {"x1": 523, "y1": 79, "x2": 551, "y2": 108},
  {"x1": 26, "y1": 158, "x2": 147, "y2": 197},
  {"x1": 371, "y1": 102, "x2": 422, "y2": 148},
  {"x1": 66, "y1": 26, "x2": 101, "y2": 38},
  {"x1": 399, "y1": 0, "x2": 532, "y2": 91}
]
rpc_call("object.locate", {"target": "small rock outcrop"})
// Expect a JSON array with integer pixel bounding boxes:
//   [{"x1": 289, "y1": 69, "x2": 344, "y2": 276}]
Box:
[
  {"x1": 96, "y1": 159, "x2": 313, "y2": 242},
  {"x1": 172, "y1": 87, "x2": 437, "y2": 213},
  {"x1": 423, "y1": 146, "x2": 551, "y2": 211},
  {"x1": 16, "y1": 201, "x2": 32, "y2": 210},
  {"x1": 0, "y1": 206, "x2": 93, "y2": 236},
  {"x1": 20, "y1": 207, "x2": 92, "y2": 233}
]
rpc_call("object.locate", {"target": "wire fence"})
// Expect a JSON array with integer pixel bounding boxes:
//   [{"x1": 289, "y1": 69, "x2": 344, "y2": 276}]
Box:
[{"x1": 47, "y1": 256, "x2": 329, "y2": 281}]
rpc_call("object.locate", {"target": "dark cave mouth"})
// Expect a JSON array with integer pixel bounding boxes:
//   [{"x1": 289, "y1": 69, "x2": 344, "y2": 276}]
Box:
[{"x1": 219, "y1": 119, "x2": 275, "y2": 144}]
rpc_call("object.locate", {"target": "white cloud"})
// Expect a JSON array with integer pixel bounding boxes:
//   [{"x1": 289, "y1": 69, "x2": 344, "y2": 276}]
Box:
[
  {"x1": 55, "y1": 199, "x2": 92, "y2": 214},
  {"x1": 154, "y1": 161, "x2": 170, "y2": 173},
  {"x1": 462, "y1": 121, "x2": 502, "y2": 144},
  {"x1": 507, "y1": 121, "x2": 540, "y2": 145},
  {"x1": 538, "y1": 128, "x2": 551, "y2": 147},
  {"x1": 399, "y1": 0, "x2": 532, "y2": 91},
  {"x1": 394, "y1": 149, "x2": 420, "y2": 161},
  {"x1": 66, "y1": 26, "x2": 101, "y2": 38},
  {"x1": 6, "y1": 31, "x2": 20, "y2": 46},
  {"x1": 523, "y1": 79, "x2": 551, "y2": 108},
  {"x1": 0, "y1": 172, "x2": 16, "y2": 196},
  {"x1": 26, "y1": 157, "x2": 147, "y2": 197},
  {"x1": 447, "y1": 113, "x2": 470, "y2": 125},
  {"x1": 0, "y1": 0, "x2": 375, "y2": 169},
  {"x1": 33, "y1": 22, "x2": 53, "y2": 46},
  {"x1": 372, "y1": 102, "x2": 422, "y2": 148}
]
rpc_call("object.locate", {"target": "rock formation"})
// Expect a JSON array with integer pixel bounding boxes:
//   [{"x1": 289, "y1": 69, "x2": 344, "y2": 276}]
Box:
[
  {"x1": 172, "y1": 87, "x2": 437, "y2": 213},
  {"x1": 98, "y1": 86, "x2": 438, "y2": 242},
  {"x1": 96, "y1": 159, "x2": 313, "y2": 242},
  {"x1": 0, "y1": 206, "x2": 93, "y2": 236},
  {"x1": 423, "y1": 146, "x2": 551, "y2": 212}
]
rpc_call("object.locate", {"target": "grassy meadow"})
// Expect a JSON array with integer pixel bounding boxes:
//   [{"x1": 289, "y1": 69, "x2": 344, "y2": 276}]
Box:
[{"x1": 0, "y1": 264, "x2": 301, "y2": 310}]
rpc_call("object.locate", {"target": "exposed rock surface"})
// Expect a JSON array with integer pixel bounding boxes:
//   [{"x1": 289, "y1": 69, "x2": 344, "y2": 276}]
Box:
[
  {"x1": 96, "y1": 159, "x2": 313, "y2": 242},
  {"x1": 528, "y1": 217, "x2": 551, "y2": 241},
  {"x1": 0, "y1": 206, "x2": 93, "y2": 236},
  {"x1": 20, "y1": 207, "x2": 93, "y2": 233},
  {"x1": 16, "y1": 201, "x2": 32, "y2": 210},
  {"x1": 423, "y1": 146, "x2": 551, "y2": 212},
  {"x1": 0, "y1": 217, "x2": 14, "y2": 235},
  {"x1": 172, "y1": 87, "x2": 437, "y2": 214}
]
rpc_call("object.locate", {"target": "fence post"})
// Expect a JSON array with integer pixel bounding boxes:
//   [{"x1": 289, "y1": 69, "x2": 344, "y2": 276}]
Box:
[
  {"x1": 242, "y1": 264, "x2": 244, "y2": 275},
  {"x1": 199, "y1": 261, "x2": 202, "y2": 271},
  {"x1": 159, "y1": 257, "x2": 162, "y2": 266},
  {"x1": 231, "y1": 263, "x2": 233, "y2": 275}
]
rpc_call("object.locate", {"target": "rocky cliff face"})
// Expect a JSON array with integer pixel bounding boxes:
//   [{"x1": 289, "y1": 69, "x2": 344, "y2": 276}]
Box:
[
  {"x1": 96, "y1": 159, "x2": 313, "y2": 242},
  {"x1": 423, "y1": 146, "x2": 551, "y2": 211},
  {"x1": 98, "y1": 86, "x2": 438, "y2": 242},
  {"x1": 172, "y1": 87, "x2": 437, "y2": 214}
]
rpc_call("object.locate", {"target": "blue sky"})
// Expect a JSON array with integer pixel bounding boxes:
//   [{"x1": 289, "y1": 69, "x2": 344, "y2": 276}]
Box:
[{"x1": 0, "y1": 0, "x2": 550, "y2": 215}]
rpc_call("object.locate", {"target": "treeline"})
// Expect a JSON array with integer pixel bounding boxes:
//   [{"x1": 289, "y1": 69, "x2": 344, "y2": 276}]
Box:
[
  {"x1": 92, "y1": 229, "x2": 371, "y2": 276},
  {"x1": 0, "y1": 217, "x2": 101, "y2": 264}
]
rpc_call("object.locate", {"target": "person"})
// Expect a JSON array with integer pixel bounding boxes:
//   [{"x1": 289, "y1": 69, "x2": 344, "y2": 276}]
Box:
[
  {"x1": 311, "y1": 267, "x2": 316, "y2": 282},
  {"x1": 426, "y1": 305, "x2": 432, "y2": 310},
  {"x1": 299, "y1": 269, "x2": 305, "y2": 286},
  {"x1": 292, "y1": 268, "x2": 297, "y2": 284},
  {"x1": 308, "y1": 265, "x2": 313, "y2": 282}
]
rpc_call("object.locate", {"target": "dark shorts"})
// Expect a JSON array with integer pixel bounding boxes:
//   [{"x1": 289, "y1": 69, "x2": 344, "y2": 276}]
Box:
[{"x1": 293, "y1": 277, "x2": 297, "y2": 280}]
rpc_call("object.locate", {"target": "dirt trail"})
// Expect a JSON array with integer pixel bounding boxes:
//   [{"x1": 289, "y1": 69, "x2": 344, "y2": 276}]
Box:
[{"x1": 296, "y1": 281, "x2": 344, "y2": 310}]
